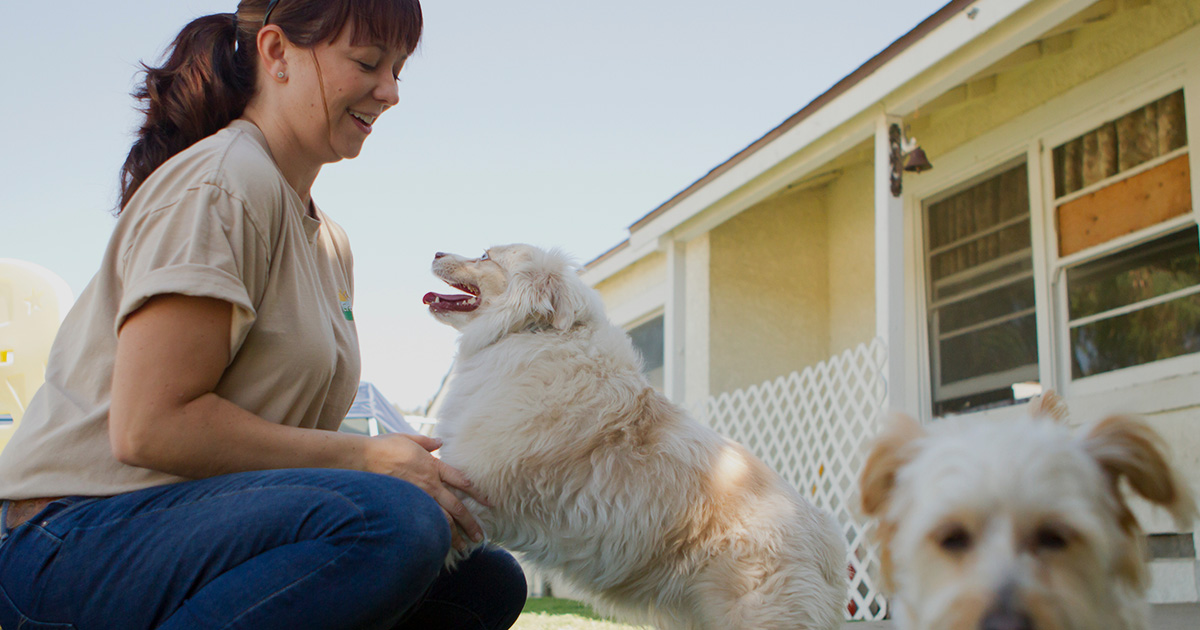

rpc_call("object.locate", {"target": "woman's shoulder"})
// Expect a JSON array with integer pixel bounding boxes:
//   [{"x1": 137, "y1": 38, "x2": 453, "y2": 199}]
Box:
[{"x1": 124, "y1": 121, "x2": 291, "y2": 229}]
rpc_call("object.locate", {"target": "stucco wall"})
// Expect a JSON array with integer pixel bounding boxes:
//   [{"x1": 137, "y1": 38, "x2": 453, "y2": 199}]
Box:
[
  {"x1": 709, "y1": 187, "x2": 830, "y2": 396},
  {"x1": 825, "y1": 160, "x2": 877, "y2": 356}
]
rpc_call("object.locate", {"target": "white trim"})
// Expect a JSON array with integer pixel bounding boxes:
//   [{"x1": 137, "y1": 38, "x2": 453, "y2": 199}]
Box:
[
  {"x1": 1054, "y1": 214, "x2": 1196, "y2": 270},
  {"x1": 664, "y1": 239, "x2": 687, "y2": 404},
  {"x1": 876, "y1": 114, "x2": 908, "y2": 412},
  {"x1": 1029, "y1": 139, "x2": 1061, "y2": 397}
]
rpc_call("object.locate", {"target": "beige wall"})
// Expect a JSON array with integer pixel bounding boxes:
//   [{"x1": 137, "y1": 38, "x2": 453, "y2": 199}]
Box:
[
  {"x1": 709, "y1": 187, "x2": 831, "y2": 396},
  {"x1": 825, "y1": 160, "x2": 877, "y2": 356}
]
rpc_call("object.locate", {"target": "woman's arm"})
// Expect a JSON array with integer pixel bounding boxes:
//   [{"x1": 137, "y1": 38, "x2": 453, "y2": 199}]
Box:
[{"x1": 109, "y1": 293, "x2": 485, "y2": 546}]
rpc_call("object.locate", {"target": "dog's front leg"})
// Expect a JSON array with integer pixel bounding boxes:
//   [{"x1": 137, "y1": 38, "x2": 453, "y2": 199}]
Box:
[{"x1": 442, "y1": 496, "x2": 494, "y2": 570}]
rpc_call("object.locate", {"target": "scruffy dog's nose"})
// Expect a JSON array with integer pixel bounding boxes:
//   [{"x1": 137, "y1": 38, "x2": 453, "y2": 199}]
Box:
[
  {"x1": 434, "y1": 252, "x2": 447, "y2": 259},
  {"x1": 980, "y1": 610, "x2": 1033, "y2": 630}
]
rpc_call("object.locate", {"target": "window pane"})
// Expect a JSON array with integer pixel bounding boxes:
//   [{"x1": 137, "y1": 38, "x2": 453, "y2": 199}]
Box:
[
  {"x1": 1071, "y1": 293, "x2": 1200, "y2": 378},
  {"x1": 628, "y1": 315, "x2": 664, "y2": 390},
  {"x1": 925, "y1": 162, "x2": 1037, "y2": 414},
  {"x1": 939, "y1": 278, "x2": 1036, "y2": 334},
  {"x1": 1053, "y1": 90, "x2": 1187, "y2": 197},
  {"x1": 939, "y1": 315, "x2": 1039, "y2": 385},
  {"x1": 1068, "y1": 229, "x2": 1200, "y2": 320},
  {"x1": 935, "y1": 257, "x2": 1032, "y2": 302}
]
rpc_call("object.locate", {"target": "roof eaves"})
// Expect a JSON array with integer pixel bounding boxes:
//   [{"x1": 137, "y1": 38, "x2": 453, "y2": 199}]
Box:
[{"x1": 626, "y1": 0, "x2": 975, "y2": 234}]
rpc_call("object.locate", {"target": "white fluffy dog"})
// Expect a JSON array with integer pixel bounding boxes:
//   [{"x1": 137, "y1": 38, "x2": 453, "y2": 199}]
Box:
[
  {"x1": 858, "y1": 393, "x2": 1197, "y2": 630},
  {"x1": 424, "y1": 244, "x2": 847, "y2": 630}
]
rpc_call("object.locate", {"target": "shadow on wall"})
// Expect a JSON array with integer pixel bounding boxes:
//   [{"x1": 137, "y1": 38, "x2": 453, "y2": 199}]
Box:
[{"x1": 0, "y1": 259, "x2": 72, "y2": 451}]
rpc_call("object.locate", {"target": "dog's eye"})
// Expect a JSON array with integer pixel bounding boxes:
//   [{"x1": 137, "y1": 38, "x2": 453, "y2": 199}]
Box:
[
  {"x1": 1033, "y1": 526, "x2": 1069, "y2": 551},
  {"x1": 480, "y1": 252, "x2": 490, "y2": 261},
  {"x1": 937, "y1": 526, "x2": 973, "y2": 552}
]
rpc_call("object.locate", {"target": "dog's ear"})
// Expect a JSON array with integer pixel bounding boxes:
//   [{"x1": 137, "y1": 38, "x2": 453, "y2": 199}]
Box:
[
  {"x1": 1081, "y1": 415, "x2": 1197, "y2": 530},
  {"x1": 505, "y1": 248, "x2": 593, "y2": 331},
  {"x1": 859, "y1": 413, "x2": 925, "y2": 518},
  {"x1": 1027, "y1": 389, "x2": 1069, "y2": 422}
]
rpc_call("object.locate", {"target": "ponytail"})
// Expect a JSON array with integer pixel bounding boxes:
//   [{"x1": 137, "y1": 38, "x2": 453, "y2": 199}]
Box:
[{"x1": 118, "y1": 13, "x2": 254, "y2": 211}]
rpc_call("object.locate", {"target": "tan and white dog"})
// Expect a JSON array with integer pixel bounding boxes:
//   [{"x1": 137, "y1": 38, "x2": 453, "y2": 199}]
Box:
[
  {"x1": 424, "y1": 244, "x2": 847, "y2": 630},
  {"x1": 858, "y1": 393, "x2": 1197, "y2": 630}
]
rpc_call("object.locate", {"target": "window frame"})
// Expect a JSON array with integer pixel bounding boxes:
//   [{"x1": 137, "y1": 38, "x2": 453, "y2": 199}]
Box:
[
  {"x1": 1039, "y1": 80, "x2": 1200, "y2": 402},
  {"x1": 919, "y1": 156, "x2": 1041, "y2": 414},
  {"x1": 905, "y1": 46, "x2": 1200, "y2": 421}
]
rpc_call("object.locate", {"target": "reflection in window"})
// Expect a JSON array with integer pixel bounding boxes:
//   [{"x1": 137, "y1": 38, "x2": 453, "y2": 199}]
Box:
[
  {"x1": 1067, "y1": 228, "x2": 1200, "y2": 378},
  {"x1": 924, "y1": 163, "x2": 1040, "y2": 416},
  {"x1": 628, "y1": 315, "x2": 665, "y2": 390}
]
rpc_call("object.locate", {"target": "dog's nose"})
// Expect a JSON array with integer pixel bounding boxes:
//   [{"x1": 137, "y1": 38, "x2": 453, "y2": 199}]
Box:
[
  {"x1": 980, "y1": 610, "x2": 1033, "y2": 630},
  {"x1": 434, "y1": 252, "x2": 447, "y2": 259}
]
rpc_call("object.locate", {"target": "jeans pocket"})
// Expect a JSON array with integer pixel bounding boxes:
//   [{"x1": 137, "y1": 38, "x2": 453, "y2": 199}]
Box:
[{"x1": 0, "y1": 581, "x2": 76, "y2": 629}]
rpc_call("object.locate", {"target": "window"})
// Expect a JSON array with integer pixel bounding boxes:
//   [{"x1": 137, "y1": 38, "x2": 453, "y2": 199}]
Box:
[
  {"x1": 924, "y1": 163, "x2": 1040, "y2": 416},
  {"x1": 628, "y1": 315, "x2": 664, "y2": 390},
  {"x1": 1067, "y1": 229, "x2": 1200, "y2": 378},
  {"x1": 1053, "y1": 90, "x2": 1195, "y2": 381}
]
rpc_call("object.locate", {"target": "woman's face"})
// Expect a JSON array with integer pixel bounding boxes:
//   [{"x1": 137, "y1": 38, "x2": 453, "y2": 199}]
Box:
[{"x1": 283, "y1": 25, "x2": 408, "y2": 164}]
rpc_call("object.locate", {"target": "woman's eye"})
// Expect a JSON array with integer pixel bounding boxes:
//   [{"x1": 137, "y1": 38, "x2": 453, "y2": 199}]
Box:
[{"x1": 357, "y1": 61, "x2": 377, "y2": 72}]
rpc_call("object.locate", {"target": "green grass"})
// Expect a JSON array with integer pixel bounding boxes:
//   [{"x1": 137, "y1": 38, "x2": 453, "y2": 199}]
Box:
[{"x1": 513, "y1": 597, "x2": 648, "y2": 630}]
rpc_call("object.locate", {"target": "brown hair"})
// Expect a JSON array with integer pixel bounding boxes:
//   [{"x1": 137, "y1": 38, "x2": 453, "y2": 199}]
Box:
[{"x1": 118, "y1": 0, "x2": 422, "y2": 211}]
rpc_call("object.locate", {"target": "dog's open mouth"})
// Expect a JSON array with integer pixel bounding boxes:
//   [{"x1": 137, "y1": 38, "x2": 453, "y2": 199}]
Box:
[{"x1": 423, "y1": 282, "x2": 481, "y2": 313}]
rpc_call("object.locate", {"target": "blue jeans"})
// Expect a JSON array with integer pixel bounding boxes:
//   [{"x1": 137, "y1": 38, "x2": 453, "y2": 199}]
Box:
[{"x1": 0, "y1": 469, "x2": 526, "y2": 629}]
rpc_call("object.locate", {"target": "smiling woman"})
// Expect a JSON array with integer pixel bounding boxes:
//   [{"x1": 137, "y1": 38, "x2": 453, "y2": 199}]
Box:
[{"x1": 0, "y1": 1, "x2": 527, "y2": 629}]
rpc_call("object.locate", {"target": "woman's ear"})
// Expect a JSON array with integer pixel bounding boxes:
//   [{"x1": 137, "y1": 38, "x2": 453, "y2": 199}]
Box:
[{"x1": 256, "y1": 24, "x2": 289, "y2": 80}]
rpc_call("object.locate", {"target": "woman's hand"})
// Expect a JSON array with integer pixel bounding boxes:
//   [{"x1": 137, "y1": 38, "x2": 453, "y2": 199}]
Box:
[{"x1": 364, "y1": 433, "x2": 491, "y2": 551}]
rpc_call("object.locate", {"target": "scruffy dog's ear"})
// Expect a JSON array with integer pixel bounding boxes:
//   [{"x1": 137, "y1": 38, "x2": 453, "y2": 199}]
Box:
[
  {"x1": 1081, "y1": 415, "x2": 1198, "y2": 530},
  {"x1": 859, "y1": 413, "x2": 925, "y2": 518},
  {"x1": 1027, "y1": 389, "x2": 1069, "y2": 422},
  {"x1": 858, "y1": 413, "x2": 925, "y2": 590}
]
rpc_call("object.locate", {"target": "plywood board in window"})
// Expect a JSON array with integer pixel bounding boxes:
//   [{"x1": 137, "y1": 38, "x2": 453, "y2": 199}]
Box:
[{"x1": 1057, "y1": 155, "x2": 1191, "y2": 256}]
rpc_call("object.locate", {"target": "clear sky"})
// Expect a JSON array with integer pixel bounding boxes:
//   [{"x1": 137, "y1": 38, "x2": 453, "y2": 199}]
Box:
[{"x1": 1, "y1": 0, "x2": 947, "y2": 411}]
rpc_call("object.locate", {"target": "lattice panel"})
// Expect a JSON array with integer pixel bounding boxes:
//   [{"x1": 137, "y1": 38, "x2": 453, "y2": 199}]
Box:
[{"x1": 697, "y1": 338, "x2": 889, "y2": 620}]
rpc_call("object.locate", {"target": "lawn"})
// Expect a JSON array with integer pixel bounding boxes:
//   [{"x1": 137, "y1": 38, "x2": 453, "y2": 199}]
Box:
[{"x1": 513, "y1": 597, "x2": 647, "y2": 630}]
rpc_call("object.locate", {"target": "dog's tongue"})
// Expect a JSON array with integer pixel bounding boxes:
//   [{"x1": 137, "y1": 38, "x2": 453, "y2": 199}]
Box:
[
  {"x1": 423, "y1": 292, "x2": 479, "y2": 312},
  {"x1": 423, "y1": 292, "x2": 473, "y2": 305}
]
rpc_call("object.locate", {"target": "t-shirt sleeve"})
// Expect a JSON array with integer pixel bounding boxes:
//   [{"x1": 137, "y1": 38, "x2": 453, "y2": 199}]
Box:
[{"x1": 116, "y1": 183, "x2": 272, "y2": 358}]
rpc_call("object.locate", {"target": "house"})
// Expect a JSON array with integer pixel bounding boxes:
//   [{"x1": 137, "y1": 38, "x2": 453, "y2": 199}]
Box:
[{"x1": 581, "y1": 0, "x2": 1200, "y2": 609}]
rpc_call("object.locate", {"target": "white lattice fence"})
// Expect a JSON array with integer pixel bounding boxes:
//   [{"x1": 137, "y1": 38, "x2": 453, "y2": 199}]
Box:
[{"x1": 697, "y1": 338, "x2": 889, "y2": 620}]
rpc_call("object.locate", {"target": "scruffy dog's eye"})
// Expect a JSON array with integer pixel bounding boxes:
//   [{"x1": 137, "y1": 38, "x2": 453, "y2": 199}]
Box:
[
  {"x1": 1034, "y1": 526, "x2": 1069, "y2": 551},
  {"x1": 937, "y1": 525, "x2": 972, "y2": 552},
  {"x1": 480, "y1": 252, "x2": 490, "y2": 261}
]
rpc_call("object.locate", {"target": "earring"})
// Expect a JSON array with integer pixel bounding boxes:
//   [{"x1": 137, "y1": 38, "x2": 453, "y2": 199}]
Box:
[{"x1": 276, "y1": 71, "x2": 286, "y2": 80}]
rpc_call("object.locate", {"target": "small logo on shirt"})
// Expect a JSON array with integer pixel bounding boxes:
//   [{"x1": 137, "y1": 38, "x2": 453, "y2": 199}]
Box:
[{"x1": 338, "y1": 290, "x2": 354, "y2": 321}]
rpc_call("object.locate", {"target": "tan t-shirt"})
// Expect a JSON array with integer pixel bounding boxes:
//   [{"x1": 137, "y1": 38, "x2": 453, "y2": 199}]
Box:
[{"x1": 0, "y1": 120, "x2": 361, "y2": 499}]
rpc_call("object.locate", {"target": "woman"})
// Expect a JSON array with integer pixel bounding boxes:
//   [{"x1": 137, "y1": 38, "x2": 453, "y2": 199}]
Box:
[{"x1": 0, "y1": 1, "x2": 526, "y2": 628}]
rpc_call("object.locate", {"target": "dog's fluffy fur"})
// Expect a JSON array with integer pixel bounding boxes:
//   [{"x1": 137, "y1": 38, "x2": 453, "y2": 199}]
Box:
[
  {"x1": 858, "y1": 393, "x2": 1197, "y2": 630},
  {"x1": 425, "y1": 244, "x2": 847, "y2": 630}
]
